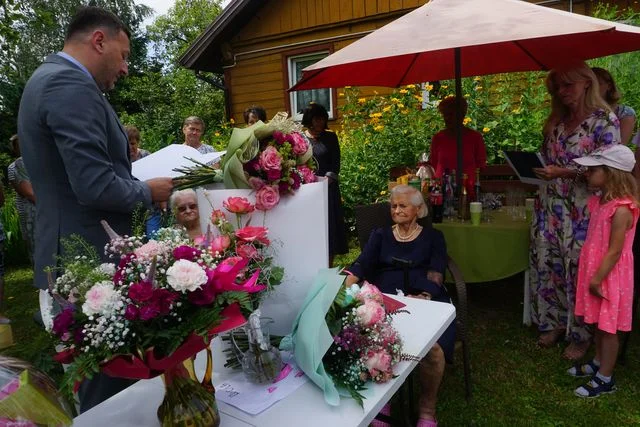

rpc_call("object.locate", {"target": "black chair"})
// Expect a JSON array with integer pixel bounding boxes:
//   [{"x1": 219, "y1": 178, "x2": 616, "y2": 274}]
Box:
[{"x1": 354, "y1": 202, "x2": 472, "y2": 403}]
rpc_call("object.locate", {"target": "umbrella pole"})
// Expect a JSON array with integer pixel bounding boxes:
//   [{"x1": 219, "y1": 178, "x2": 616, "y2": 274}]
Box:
[{"x1": 455, "y1": 47, "x2": 463, "y2": 196}]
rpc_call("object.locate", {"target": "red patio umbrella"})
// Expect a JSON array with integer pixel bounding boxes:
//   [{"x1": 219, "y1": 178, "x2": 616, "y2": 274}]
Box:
[{"x1": 291, "y1": 0, "x2": 640, "y2": 187}]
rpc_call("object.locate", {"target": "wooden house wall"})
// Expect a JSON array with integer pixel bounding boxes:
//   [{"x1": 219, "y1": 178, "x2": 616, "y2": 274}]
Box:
[{"x1": 223, "y1": 0, "x2": 426, "y2": 123}]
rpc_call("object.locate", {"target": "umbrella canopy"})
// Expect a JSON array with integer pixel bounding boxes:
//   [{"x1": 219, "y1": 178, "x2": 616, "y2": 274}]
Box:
[
  {"x1": 292, "y1": 0, "x2": 640, "y2": 90},
  {"x1": 291, "y1": 0, "x2": 640, "y2": 192}
]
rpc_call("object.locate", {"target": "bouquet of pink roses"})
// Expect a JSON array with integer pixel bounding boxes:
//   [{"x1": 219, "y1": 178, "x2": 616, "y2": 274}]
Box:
[
  {"x1": 281, "y1": 271, "x2": 406, "y2": 408},
  {"x1": 219, "y1": 112, "x2": 317, "y2": 211},
  {"x1": 322, "y1": 282, "x2": 404, "y2": 405}
]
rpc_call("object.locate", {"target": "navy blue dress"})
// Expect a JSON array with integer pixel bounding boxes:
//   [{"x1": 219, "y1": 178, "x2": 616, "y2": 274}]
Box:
[
  {"x1": 306, "y1": 131, "x2": 348, "y2": 257},
  {"x1": 348, "y1": 226, "x2": 456, "y2": 362}
]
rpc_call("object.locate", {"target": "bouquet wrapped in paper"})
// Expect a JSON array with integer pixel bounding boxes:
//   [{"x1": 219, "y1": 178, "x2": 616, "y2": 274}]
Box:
[
  {"x1": 280, "y1": 270, "x2": 406, "y2": 406},
  {"x1": 0, "y1": 356, "x2": 73, "y2": 426},
  {"x1": 176, "y1": 112, "x2": 318, "y2": 211},
  {"x1": 46, "y1": 206, "x2": 282, "y2": 391}
]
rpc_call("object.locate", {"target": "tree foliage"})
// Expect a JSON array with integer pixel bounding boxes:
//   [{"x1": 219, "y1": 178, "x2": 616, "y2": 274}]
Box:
[
  {"x1": 0, "y1": 0, "x2": 152, "y2": 146},
  {"x1": 118, "y1": 0, "x2": 226, "y2": 153}
]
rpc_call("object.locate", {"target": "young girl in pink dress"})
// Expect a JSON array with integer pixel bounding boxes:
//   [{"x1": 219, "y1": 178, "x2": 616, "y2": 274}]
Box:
[{"x1": 570, "y1": 145, "x2": 639, "y2": 398}]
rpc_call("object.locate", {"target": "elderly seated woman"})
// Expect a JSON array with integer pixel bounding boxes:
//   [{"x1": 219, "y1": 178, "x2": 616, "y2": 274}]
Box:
[
  {"x1": 344, "y1": 185, "x2": 455, "y2": 427},
  {"x1": 169, "y1": 189, "x2": 202, "y2": 241}
]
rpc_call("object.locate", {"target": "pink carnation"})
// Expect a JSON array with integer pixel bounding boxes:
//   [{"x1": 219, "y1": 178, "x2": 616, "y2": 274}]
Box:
[
  {"x1": 255, "y1": 185, "x2": 280, "y2": 211},
  {"x1": 134, "y1": 240, "x2": 168, "y2": 261},
  {"x1": 290, "y1": 132, "x2": 309, "y2": 155},
  {"x1": 259, "y1": 145, "x2": 282, "y2": 173},
  {"x1": 82, "y1": 281, "x2": 120, "y2": 317},
  {"x1": 297, "y1": 165, "x2": 317, "y2": 184},
  {"x1": 223, "y1": 197, "x2": 255, "y2": 214},
  {"x1": 356, "y1": 300, "x2": 385, "y2": 327}
]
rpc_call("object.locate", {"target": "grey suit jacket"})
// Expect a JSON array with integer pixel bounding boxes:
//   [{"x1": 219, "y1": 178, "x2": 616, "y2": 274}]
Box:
[{"x1": 18, "y1": 54, "x2": 152, "y2": 289}]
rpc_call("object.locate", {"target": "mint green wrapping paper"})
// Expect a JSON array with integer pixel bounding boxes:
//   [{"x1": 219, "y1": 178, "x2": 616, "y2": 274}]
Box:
[{"x1": 279, "y1": 268, "x2": 346, "y2": 406}]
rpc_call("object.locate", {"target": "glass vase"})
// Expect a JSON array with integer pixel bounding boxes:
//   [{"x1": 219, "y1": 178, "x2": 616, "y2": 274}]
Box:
[
  {"x1": 157, "y1": 361, "x2": 221, "y2": 427},
  {"x1": 231, "y1": 316, "x2": 282, "y2": 384}
]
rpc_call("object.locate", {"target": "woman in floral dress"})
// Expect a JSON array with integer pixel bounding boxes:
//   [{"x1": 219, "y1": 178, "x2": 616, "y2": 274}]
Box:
[{"x1": 531, "y1": 62, "x2": 620, "y2": 361}]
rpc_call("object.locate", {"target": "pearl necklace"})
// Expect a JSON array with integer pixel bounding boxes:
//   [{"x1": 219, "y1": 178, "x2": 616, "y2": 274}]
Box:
[{"x1": 394, "y1": 224, "x2": 421, "y2": 241}]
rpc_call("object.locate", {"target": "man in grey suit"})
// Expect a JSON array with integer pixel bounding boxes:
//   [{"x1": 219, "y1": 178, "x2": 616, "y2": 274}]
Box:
[{"x1": 17, "y1": 7, "x2": 173, "y2": 412}]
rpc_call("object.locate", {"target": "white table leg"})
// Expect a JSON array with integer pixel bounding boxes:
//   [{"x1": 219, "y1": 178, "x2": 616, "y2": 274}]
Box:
[{"x1": 523, "y1": 270, "x2": 531, "y2": 326}]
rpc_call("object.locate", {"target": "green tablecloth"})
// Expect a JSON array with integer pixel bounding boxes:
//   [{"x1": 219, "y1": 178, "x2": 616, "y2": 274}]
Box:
[{"x1": 433, "y1": 210, "x2": 530, "y2": 283}]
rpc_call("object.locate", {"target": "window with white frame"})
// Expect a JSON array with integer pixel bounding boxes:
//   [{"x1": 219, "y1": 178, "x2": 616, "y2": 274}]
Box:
[{"x1": 288, "y1": 52, "x2": 333, "y2": 121}]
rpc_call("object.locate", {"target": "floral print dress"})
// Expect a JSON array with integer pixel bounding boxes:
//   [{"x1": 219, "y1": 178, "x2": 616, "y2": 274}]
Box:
[{"x1": 529, "y1": 109, "x2": 620, "y2": 343}]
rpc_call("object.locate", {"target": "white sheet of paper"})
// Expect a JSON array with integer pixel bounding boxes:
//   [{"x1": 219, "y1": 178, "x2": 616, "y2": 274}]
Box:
[
  {"x1": 131, "y1": 144, "x2": 226, "y2": 181},
  {"x1": 215, "y1": 355, "x2": 309, "y2": 415},
  {"x1": 197, "y1": 179, "x2": 329, "y2": 336}
]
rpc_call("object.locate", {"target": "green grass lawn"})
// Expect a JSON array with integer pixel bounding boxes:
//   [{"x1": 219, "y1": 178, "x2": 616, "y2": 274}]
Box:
[{"x1": 2, "y1": 265, "x2": 640, "y2": 425}]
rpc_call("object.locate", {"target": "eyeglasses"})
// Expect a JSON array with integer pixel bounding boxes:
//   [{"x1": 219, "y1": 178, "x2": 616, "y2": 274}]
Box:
[{"x1": 177, "y1": 204, "x2": 198, "y2": 213}]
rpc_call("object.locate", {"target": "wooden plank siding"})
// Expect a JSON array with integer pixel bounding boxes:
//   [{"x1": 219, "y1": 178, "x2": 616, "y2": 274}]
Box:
[{"x1": 225, "y1": 0, "x2": 428, "y2": 122}]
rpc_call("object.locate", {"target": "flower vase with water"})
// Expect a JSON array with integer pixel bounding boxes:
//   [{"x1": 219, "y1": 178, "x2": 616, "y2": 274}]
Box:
[{"x1": 231, "y1": 310, "x2": 282, "y2": 384}]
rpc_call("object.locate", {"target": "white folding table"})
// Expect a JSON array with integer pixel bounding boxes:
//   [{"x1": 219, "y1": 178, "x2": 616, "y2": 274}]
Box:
[{"x1": 74, "y1": 297, "x2": 455, "y2": 427}]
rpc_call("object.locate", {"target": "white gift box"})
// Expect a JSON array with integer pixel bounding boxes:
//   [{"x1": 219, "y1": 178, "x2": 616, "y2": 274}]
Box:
[{"x1": 196, "y1": 179, "x2": 330, "y2": 336}]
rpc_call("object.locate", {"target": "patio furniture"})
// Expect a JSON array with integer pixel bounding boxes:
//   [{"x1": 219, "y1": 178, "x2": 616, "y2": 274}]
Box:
[
  {"x1": 354, "y1": 202, "x2": 472, "y2": 410},
  {"x1": 432, "y1": 208, "x2": 531, "y2": 325}
]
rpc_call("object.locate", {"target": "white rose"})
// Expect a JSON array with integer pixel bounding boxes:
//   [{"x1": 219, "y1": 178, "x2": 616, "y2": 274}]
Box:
[{"x1": 166, "y1": 259, "x2": 207, "y2": 292}]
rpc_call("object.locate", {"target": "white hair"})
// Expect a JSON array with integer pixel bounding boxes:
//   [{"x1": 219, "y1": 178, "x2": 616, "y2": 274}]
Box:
[
  {"x1": 169, "y1": 189, "x2": 198, "y2": 211},
  {"x1": 390, "y1": 184, "x2": 428, "y2": 218}
]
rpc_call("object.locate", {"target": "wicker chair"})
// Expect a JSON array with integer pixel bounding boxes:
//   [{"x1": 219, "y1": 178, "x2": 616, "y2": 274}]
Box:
[{"x1": 354, "y1": 202, "x2": 472, "y2": 403}]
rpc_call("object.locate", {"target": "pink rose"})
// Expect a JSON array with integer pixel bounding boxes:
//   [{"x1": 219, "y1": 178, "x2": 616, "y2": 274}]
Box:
[
  {"x1": 356, "y1": 300, "x2": 385, "y2": 327},
  {"x1": 236, "y1": 243, "x2": 260, "y2": 259},
  {"x1": 210, "y1": 235, "x2": 231, "y2": 254},
  {"x1": 297, "y1": 165, "x2": 317, "y2": 184},
  {"x1": 259, "y1": 145, "x2": 282, "y2": 173},
  {"x1": 255, "y1": 185, "x2": 280, "y2": 211},
  {"x1": 235, "y1": 226, "x2": 270, "y2": 245},
  {"x1": 357, "y1": 282, "x2": 384, "y2": 304},
  {"x1": 365, "y1": 350, "x2": 393, "y2": 381},
  {"x1": 211, "y1": 209, "x2": 227, "y2": 223},
  {"x1": 223, "y1": 197, "x2": 255, "y2": 214},
  {"x1": 249, "y1": 177, "x2": 266, "y2": 190},
  {"x1": 290, "y1": 132, "x2": 309, "y2": 155},
  {"x1": 134, "y1": 240, "x2": 169, "y2": 261}
]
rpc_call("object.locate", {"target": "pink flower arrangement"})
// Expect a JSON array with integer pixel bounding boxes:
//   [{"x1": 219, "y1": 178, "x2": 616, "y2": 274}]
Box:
[
  {"x1": 322, "y1": 282, "x2": 404, "y2": 404},
  {"x1": 239, "y1": 128, "x2": 317, "y2": 211},
  {"x1": 47, "y1": 213, "x2": 282, "y2": 387}
]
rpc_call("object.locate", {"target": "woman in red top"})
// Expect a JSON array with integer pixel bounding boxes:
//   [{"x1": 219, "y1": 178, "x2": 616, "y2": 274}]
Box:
[{"x1": 430, "y1": 96, "x2": 487, "y2": 188}]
